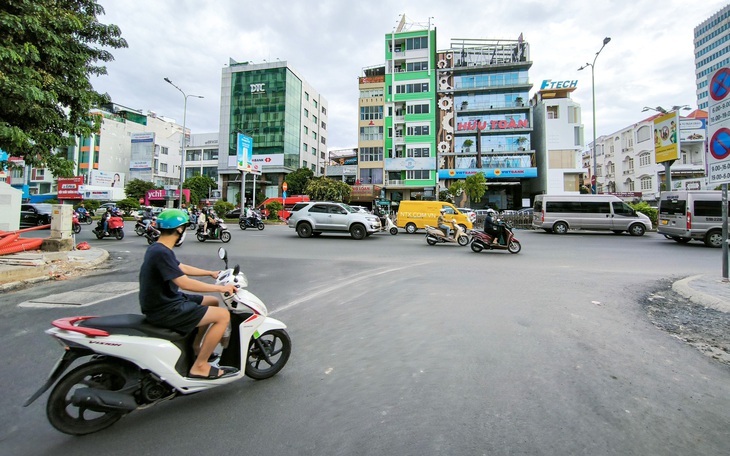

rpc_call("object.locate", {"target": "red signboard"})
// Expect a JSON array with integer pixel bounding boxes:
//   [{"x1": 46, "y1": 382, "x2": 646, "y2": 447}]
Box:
[{"x1": 57, "y1": 176, "x2": 84, "y2": 200}]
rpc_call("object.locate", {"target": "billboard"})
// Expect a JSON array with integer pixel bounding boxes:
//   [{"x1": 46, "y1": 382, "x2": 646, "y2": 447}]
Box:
[
  {"x1": 653, "y1": 111, "x2": 680, "y2": 163},
  {"x1": 90, "y1": 170, "x2": 125, "y2": 188},
  {"x1": 130, "y1": 133, "x2": 155, "y2": 182},
  {"x1": 237, "y1": 133, "x2": 260, "y2": 174},
  {"x1": 679, "y1": 118, "x2": 706, "y2": 143}
]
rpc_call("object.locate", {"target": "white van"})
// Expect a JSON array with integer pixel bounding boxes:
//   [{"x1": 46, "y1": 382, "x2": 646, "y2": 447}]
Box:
[
  {"x1": 532, "y1": 194, "x2": 652, "y2": 236},
  {"x1": 657, "y1": 191, "x2": 728, "y2": 247}
]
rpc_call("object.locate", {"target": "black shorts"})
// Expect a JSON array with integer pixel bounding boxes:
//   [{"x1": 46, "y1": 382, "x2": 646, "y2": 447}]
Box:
[{"x1": 145, "y1": 294, "x2": 207, "y2": 334}]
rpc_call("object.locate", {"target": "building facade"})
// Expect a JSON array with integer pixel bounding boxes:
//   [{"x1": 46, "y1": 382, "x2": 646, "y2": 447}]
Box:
[
  {"x1": 436, "y1": 37, "x2": 534, "y2": 210},
  {"x1": 531, "y1": 83, "x2": 585, "y2": 195},
  {"x1": 694, "y1": 4, "x2": 730, "y2": 110},
  {"x1": 218, "y1": 60, "x2": 328, "y2": 206}
]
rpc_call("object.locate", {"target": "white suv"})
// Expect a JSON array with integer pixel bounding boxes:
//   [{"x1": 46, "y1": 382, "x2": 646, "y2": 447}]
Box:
[{"x1": 287, "y1": 202, "x2": 381, "y2": 239}]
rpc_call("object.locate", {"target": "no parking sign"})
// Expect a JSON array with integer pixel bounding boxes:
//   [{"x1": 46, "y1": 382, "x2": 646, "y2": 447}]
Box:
[{"x1": 708, "y1": 67, "x2": 730, "y2": 184}]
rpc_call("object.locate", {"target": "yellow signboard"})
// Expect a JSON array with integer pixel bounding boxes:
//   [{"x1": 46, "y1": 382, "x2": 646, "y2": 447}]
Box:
[{"x1": 654, "y1": 111, "x2": 680, "y2": 163}]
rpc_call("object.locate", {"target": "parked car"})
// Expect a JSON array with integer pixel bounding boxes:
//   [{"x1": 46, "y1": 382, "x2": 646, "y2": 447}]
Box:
[
  {"x1": 225, "y1": 208, "x2": 242, "y2": 219},
  {"x1": 287, "y1": 202, "x2": 381, "y2": 239},
  {"x1": 457, "y1": 208, "x2": 477, "y2": 223},
  {"x1": 20, "y1": 203, "x2": 53, "y2": 228}
]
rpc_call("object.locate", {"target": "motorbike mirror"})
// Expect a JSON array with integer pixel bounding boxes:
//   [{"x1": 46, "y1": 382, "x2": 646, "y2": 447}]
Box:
[{"x1": 218, "y1": 247, "x2": 228, "y2": 268}]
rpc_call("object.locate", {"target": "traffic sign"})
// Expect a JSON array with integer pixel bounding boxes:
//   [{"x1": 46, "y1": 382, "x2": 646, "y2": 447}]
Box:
[
  {"x1": 282, "y1": 182, "x2": 288, "y2": 191},
  {"x1": 710, "y1": 68, "x2": 730, "y2": 102}
]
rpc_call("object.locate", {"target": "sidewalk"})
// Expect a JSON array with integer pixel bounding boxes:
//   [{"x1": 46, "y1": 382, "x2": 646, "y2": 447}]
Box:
[
  {"x1": 0, "y1": 248, "x2": 108, "y2": 292},
  {"x1": 672, "y1": 275, "x2": 730, "y2": 313}
]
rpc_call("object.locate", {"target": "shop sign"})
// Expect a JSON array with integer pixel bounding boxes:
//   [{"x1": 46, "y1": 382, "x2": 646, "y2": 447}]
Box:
[{"x1": 456, "y1": 119, "x2": 529, "y2": 131}]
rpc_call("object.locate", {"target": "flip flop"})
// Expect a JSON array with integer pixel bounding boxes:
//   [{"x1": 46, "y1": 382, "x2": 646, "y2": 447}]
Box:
[{"x1": 188, "y1": 365, "x2": 239, "y2": 380}]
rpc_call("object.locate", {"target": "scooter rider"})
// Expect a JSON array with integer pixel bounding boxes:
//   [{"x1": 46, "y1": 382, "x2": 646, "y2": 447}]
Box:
[
  {"x1": 101, "y1": 207, "x2": 112, "y2": 236},
  {"x1": 437, "y1": 208, "x2": 453, "y2": 239},
  {"x1": 483, "y1": 208, "x2": 504, "y2": 244},
  {"x1": 76, "y1": 203, "x2": 88, "y2": 220},
  {"x1": 141, "y1": 206, "x2": 154, "y2": 228},
  {"x1": 138, "y1": 209, "x2": 238, "y2": 380}
]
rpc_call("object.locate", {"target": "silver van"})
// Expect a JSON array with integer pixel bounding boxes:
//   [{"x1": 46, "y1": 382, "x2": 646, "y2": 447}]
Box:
[
  {"x1": 657, "y1": 191, "x2": 727, "y2": 247},
  {"x1": 532, "y1": 194, "x2": 652, "y2": 236}
]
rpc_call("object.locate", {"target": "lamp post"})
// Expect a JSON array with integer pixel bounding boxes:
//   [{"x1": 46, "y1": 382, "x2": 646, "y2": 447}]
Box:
[
  {"x1": 164, "y1": 77, "x2": 203, "y2": 209},
  {"x1": 641, "y1": 105, "x2": 690, "y2": 191},
  {"x1": 579, "y1": 37, "x2": 611, "y2": 194}
]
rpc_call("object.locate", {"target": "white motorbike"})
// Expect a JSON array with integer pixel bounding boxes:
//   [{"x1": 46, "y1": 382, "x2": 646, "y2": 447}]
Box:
[
  {"x1": 24, "y1": 248, "x2": 291, "y2": 435},
  {"x1": 425, "y1": 219, "x2": 469, "y2": 246},
  {"x1": 380, "y1": 213, "x2": 398, "y2": 235}
]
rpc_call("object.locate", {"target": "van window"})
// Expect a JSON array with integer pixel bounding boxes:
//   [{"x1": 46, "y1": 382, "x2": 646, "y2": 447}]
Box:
[
  {"x1": 441, "y1": 205, "x2": 456, "y2": 214},
  {"x1": 612, "y1": 202, "x2": 635, "y2": 216},
  {"x1": 659, "y1": 200, "x2": 686, "y2": 215},
  {"x1": 694, "y1": 201, "x2": 721, "y2": 217},
  {"x1": 534, "y1": 200, "x2": 542, "y2": 212},
  {"x1": 582, "y1": 202, "x2": 611, "y2": 214},
  {"x1": 546, "y1": 201, "x2": 581, "y2": 213}
]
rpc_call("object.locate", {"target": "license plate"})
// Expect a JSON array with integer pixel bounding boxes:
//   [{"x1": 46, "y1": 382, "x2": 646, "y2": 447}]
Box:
[{"x1": 661, "y1": 220, "x2": 668, "y2": 225}]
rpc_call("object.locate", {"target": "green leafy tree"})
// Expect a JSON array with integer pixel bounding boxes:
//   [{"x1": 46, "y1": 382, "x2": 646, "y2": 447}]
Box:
[
  {"x1": 214, "y1": 200, "x2": 234, "y2": 217},
  {"x1": 116, "y1": 197, "x2": 140, "y2": 215},
  {"x1": 0, "y1": 1, "x2": 127, "y2": 177},
  {"x1": 183, "y1": 175, "x2": 217, "y2": 205},
  {"x1": 464, "y1": 172, "x2": 487, "y2": 206},
  {"x1": 125, "y1": 179, "x2": 160, "y2": 202},
  {"x1": 285, "y1": 167, "x2": 314, "y2": 195},
  {"x1": 266, "y1": 201, "x2": 284, "y2": 220},
  {"x1": 304, "y1": 177, "x2": 351, "y2": 202}
]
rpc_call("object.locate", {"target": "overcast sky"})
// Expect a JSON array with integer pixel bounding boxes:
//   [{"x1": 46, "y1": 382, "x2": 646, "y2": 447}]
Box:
[{"x1": 91, "y1": 0, "x2": 728, "y2": 150}]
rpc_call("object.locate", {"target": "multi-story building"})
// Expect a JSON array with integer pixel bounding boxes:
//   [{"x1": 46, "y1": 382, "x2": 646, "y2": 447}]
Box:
[
  {"x1": 531, "y1": 81, "x2": 585, "y2": 195},
  {"x1": 324, "y1": 147, "x2": 358, "y2": 185},
  {"x1": 383, "y1": 21, "x2": 438, "y2": 206},
  {"x1": 695, "y1": 4, "x2": 730, "y2": 110},
  {"x1": 436, "y1": 36, "x2": 535, "y2": 210},
  {"x1": 218, "y1": 59, "x2": 328, "y2": 206},
  {"x1": 353, "y1": 65, "x2": 387, "y2": 206},
  {"x1": 585, "y1": 109, "x2": 708, "y2": 203}
]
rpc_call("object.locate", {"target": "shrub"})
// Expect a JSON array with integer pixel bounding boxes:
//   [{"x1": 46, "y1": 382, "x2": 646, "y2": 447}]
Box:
[
  {"x1": 214, "y1": 200, "x2": 235, "y2": 217},
  {"x1": 266, "y1": 201, "x2": 284, "y2": 220},
  {"x1": 630, "y1": 201, "x2": 657, "y2": 228}
]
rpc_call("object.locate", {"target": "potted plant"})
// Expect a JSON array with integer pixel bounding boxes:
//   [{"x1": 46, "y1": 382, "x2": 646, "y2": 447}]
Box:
[
  {"x1": 516, "y1": 136, "x2": 528, "y2": 151},
  {"x1": 461, "y1": 101, "x2": 469, "y2": 111},
  {"x1": 515, "y1": 97, "x2": 524, "y2": 107},
  {"x1": 462, "y1": 139, "x2": 474, "y2": 152}
]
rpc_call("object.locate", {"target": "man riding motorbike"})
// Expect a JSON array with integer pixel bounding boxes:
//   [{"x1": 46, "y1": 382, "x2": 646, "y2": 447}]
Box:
[
  {"x1": 76, "y1": 203, "x2": 89, "y2": 220},
  {"x1": 141, "y1": 206, "x2": 155, "y2": 228},
  {"x1": 483, "y1": 208, "x2": 505, "y2": 244},
  {"x1": 437, "y1": 208, "x2": 453, "y2": 239},
  {"x1": 101, "y1": 207, "x2": 113, "y2": 236}
]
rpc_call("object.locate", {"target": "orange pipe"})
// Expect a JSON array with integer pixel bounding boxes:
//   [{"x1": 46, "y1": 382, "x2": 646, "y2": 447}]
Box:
[
  {"x1": 0, "y1": 233, "x2": 21, "y2": 248},
  {"x1": 0, "y1": 238, "x2": 44, "y2": 256}
]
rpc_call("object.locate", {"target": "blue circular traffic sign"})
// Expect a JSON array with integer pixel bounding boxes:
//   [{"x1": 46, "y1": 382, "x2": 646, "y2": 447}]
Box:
[
  {"x1": 710, "y1": 127, "x2": 730, "y2": 160},
  {"x1": 710, "y1": 68, "x2": 730, "y2": 102}
]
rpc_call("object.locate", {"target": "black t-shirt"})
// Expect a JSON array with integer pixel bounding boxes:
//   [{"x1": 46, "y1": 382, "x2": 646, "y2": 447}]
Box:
[{"x1": 139, "y1": 242, "x2": 185, "y2": 316}]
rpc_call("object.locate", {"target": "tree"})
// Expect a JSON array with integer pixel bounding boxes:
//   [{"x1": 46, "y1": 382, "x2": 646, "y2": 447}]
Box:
[
  {"x1": 305, "y1": 177, "x2": 351, "y2": 202},
  {"x1": 183, "y1": 175, "x2": 217, "y2": 205},
  {"x1": 0, "y1": 1, "x2": 128, "y2": 177},
  {"x1": 285, "y1": 167, "x2": 314, "y2": 195},
  {"x1": 446, "y1": 181, "x2": 466, "y2": 206},
  {"x1": 464, "y1": 172, "x2": 487, "y2": 206},
  {"x1": 125, "y1": 179, "x2": 160, "y2": 202},
  {"x1": 116, "y1": 197, "x2": 140, "y2": 215}
]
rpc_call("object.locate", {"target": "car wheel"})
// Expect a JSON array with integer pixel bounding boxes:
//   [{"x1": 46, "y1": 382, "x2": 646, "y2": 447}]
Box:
[
  {"x1": 296, "y1": 223, "x2": 313, "y2": 238},
  {"x1": 405, "y1": 223, "x2": 417, "y2": 234},
  {"x1": 704, "y1": 229, "x2": 723, "y2": 248},
  {"x1": 628, "y1": 223, "x2": 645, "y2": 237},
  {"x1": 350, "y1": 224, "x2": 366, "y2": 240},
  {"x1": 552, "y1": 222, "x2": 569, "y2": 234}
]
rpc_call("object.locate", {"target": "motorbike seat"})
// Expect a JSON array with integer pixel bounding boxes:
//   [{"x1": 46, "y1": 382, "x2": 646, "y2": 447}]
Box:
[{"x1": 77, "y1": 314, "x2": 190, "y2": 341}]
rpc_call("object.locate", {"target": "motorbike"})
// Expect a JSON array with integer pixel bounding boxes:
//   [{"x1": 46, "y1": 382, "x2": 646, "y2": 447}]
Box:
[
  {"x1": 76, "y1": 212, "x2": 93, "y2": 225},
  {"x1": 425, "y1": 220, "x2": 469, "y2": 246},
  {"x1": 379, "y1": 214, "x2": 398, "y2": 235},
  {"x1": 23, "y1": 247, "x2": 291, "y2": 435},
  {"x1": 239, "y1": 212, "x2": 265, "y2": 231},
  {"x1": 134, "y1": 219, "x2": 150, "y2": 236},
  {"x1": 197, "y1": 218, "x2": 231, "y2": 243},
  {"x1": 72, "y1": 212, "x2": 81, "y2": 234},
  {"x1": 92, "y1": 215, "x2": 125, "y2": 240},
  {"x1": 187, "y1": 212, "x2": 199, "y2": 230},
  {"x1": 143, "y1": 219, "x2": 185, "y2": 247},
  {"x1": 468, "y1": 221, "x2": 521, "y2": 254}
]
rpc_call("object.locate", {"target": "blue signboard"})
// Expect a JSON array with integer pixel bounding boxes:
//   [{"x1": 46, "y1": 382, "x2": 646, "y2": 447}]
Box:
[
  {"x1": 437, "y1": 168, "x2": 538, "y2": 179},
  {"x1": 237, "y1": 133, "x2": 253, "y2": 172}
]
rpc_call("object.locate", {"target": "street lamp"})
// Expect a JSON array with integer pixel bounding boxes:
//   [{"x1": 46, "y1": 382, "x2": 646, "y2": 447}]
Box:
[
  {"x1": 164, "y1": 77, "x2": 203, "y2": 209},
  {"x1": 579, "y1": 37, "x2": 611, "y2": 194}
]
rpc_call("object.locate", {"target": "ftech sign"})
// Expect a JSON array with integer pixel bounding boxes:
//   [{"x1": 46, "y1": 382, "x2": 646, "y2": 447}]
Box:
[
  {"x1": 250, "y1": 83, "x2": 266, "y2": 94},
  {"x1": 457, "y1": 119, "x2": 529, "y2": 131},
  {"x1": 540, "y1": 79, "x2": 578, "y2": 90}
]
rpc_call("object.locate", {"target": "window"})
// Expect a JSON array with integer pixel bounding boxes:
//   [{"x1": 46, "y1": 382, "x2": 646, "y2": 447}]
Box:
[
  {"x1": 659, "y1": 199, "x2": 686, "y2": 215},
  {"x1": 613, "y1": 202, "x2": 634, "y2": 215},
  {"x1": 407, "y1": 147, "x2": 429, "y2": 157},
  {"x1": 406, "y1": 61, "x2": 429, "y2": 72},
  {"x1": 321, "y1": 136, "x2": 326, "y2": 144},
  {"x1": 161, "y1": 146, "x2": 169, "y2": 155},
  {"x1": 396, "y1": 82, "x2": 430, "y2": 94},
  {"x1": 305, "y1": 92, "x2": 309, "y2": 101},
  {"x1": 360, "y1": 88, "x2": 384, "y2": 98},
  {"x1": 311, "y1": 164, "x2": 316, "y2": 172},
  {"x1": 304, "y1": 108, "x2": 309, "y2": 118},
  {"x1": 360, "y1": 106, "x2": 383, "y2": 120},
  {"x1": 304, "y1": 126, "x2": 308, "y2": 134},
  {"x1": 321, "y1": 121, "x2": 327, "y2": 129},
  {"x1": 312, "y1": 147, "x2": 317, "y2": 156},
  {"x1": 203, "y1": 149, "x2": 218, "y2": 160},
  {"x1": 303, "y1": 143, "x2": 308, "y2": 152},
  {"x1": 639, "y1": 154, "x2": 651, "y2": 166},
  {"x1": 547, "y1": 106, "x2": 559, "y2": 119},
  {"x1": 322, "y1": 106, "x2": 327, "y2": 115},
  {"x1": 160, "y1": 163, "x2": 168, "y2": 172},
  {"x1": 406, "y1": 103, "x2": 430, "y2": 115},
  {"x1": 303, "y1": 160, "x2": 308, "y2": 168},
  {"x1": 567, "y1": 106, "x2": 580, "y2": 124},
  {"x1": 405, "y1": 36, "x2": 428, "y2": 50},
  {"x1": 548, "y1": 150, "x2": 576, "y2": 168},
  {"x1": 314, "y1": 100, "x2": 318, "y2": 108},
  {"x1": 313, "y1": 132, "x2": 317, "y2": 140},
  {"x1": 407, "y1": 125, "x2": 430, "y2": 136},
  {"x1": 202, "y1": 166, "x2": 218, "y2": 180},
  {"x1": 641, "y1": 176, "x2": 652, "y2": 190},
  {"x1": 360, "y1": 126, "x2": 384, "y2": 141},
  {"x1": 360, "y1": 147, "x2": 383, "y2": 161},
  {"x1": 186, "y1": 150, "x2": 202, "y2": 161},
  {"x1": 312, "y1": 115, "x2": 317, "y2": 124},
  {"x1": 406, "y1": 170, "x2": 430, "y2": 179}
]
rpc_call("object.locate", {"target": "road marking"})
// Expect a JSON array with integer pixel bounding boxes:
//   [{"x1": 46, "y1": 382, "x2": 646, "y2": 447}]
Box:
[{"x1": 18, "y1": 282, "x2": 139, "y2": 308}]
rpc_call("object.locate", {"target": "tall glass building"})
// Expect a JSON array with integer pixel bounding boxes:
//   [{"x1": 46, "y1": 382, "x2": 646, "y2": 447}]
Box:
[
  {"x1": 219, "y1": 60, "x2": 328, "y2": 205},
  {"x1": 694, "y1": 4, "x2": 730, "y2": 110}
]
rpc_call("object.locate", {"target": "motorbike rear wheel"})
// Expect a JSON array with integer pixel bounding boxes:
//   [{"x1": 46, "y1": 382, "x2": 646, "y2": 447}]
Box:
[
  {"x1": 46, "y1": 361, "x2": 131, "y2": 435},
  {"x1": 239, "y1": 221, "x2": 247, "y2": 230},
  {"x1": 471, "y1": 241, "x2": 484, "y2": 253},
  {"x1": 245, "y1": 329, "x2": 291, "y2": 380},
  {"x1": 426, "y1": 236, "x2": 437, "y2": 246}
]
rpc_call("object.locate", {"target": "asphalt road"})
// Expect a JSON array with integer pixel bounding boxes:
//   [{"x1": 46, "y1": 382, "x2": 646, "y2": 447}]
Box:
[{"x1": 1, "y1": 224, "x2": 729, "y2": 456}]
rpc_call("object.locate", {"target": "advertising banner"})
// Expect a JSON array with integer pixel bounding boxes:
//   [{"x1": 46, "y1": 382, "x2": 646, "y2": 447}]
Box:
[
  {"x1": 654, "y1": 111, "x2": 680, "y2": 163},
  {"x1": 251, "y1": 154, "x2": 284, "y2": 167},
  {"x1": 438, "y1": 168, "x2": 537, "y2": 179},
  {"x1": 90, "y1": 170, "x2": 125, "y2": 188},
  {"x1": 384, "y1": 157, "x2": 436, "y2": 171},
  {"x1": 679, "y1": 118, "x2": 706, "y2": 142},
  {"x1": 57, "y1": 176, "x2": 84, "y2": 199},
  {"x1": 130, "y1": 133, "x2": 155, "y2": 182},
  {"x1": 237, "y1": 134, "x2": 260, "y2": 174}
]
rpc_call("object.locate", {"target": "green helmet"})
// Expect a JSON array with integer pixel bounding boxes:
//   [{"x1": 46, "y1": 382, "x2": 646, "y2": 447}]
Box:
[{"x1": 156, "y1": 209, "x2": 189, "y2": 229}]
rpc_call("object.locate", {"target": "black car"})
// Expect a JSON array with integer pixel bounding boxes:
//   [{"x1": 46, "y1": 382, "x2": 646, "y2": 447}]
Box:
[
  {"x1": 224, "y1": 208, "x2": 242, "y2": 219},
  {"x1": 20, "y1": 203, "x2": 53, "y2": 228}
]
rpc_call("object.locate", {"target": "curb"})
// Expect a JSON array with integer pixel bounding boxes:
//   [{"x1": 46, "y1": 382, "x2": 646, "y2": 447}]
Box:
[
  {"x1": 0, "y1": 248, "x2": 109, "y2": 292},
  {"x1": 672, "y1": 275, "x2": 730, "y2": 314}
]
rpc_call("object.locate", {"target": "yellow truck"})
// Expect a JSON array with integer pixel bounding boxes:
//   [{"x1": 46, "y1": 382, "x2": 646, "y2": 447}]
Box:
[{"x1": 396, "y1": 201, "x2": 473, "y2": 234}]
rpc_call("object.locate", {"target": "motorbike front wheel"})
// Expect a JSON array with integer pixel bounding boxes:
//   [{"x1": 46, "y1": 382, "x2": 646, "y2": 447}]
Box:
[
  {"x1": 508, "y1": 240, "x2": 522, "y2": 254},
  {"x1": 257, "y1": 222, "x2": 265, "y2": 230},
  {"x1": 135, "y1": 225, "x2": 145, "y2": 236},
  {"x1": 72, "y1": 224, "x2": 81, "y2": 234},
  {"x1": 389, "y1": 227, "x2": 398, "y2": 235},
  {"x1": 220, "y1": 231, "x2": 232, "y2": 243},
  {"x1": 146, "y1": 235, "x2": 155, "y2": 245},
  {"x1": 114, "y1": 229, "x2": 124, "y2": 240},
  {"x1": 46, "y1": 361, "x2": 131, "y2": 435},
  {"x1": 457, "y1": 235, "x2": 469, "y2": 246},
  {"x1": 245, "y1": 329, "x2": 292, "y2": 380}
]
